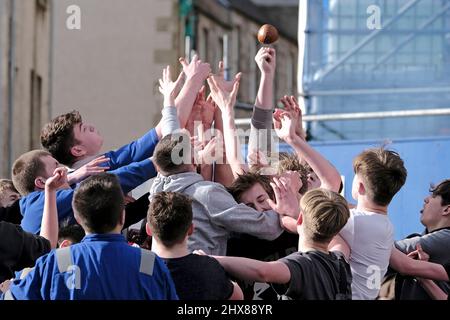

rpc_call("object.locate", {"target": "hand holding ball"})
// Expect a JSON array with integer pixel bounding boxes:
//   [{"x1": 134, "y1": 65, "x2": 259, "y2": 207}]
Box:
[{"x1": 257, "y1": 24, "x2": 279, "y2": 44}]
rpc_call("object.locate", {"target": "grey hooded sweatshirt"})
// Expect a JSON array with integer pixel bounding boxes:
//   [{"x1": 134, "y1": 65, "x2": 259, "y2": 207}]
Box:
[{"x1": 149, "y1": 172, "x2": 284, "y2": 256}]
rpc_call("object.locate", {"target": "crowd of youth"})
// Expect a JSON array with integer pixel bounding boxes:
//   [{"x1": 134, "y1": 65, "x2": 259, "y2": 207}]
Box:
[{"x1": 1, "y1": 47, "x2": 449, "y2": 300}]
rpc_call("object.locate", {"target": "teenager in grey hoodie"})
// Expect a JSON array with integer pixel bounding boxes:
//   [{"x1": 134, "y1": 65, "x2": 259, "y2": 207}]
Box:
[{"x1": 150, "y1": 132, "x2": 284, "y2": 256}]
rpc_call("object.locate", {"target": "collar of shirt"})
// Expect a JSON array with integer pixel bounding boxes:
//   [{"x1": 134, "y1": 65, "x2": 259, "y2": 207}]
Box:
[{"x1": 81, "y1": 233, "x2": 126, "y2": 243}]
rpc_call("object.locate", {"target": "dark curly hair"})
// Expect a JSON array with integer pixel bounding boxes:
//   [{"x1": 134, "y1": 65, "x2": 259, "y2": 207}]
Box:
[{"x1": 40, "y1": 110, "x2": 82, "y2": 166}]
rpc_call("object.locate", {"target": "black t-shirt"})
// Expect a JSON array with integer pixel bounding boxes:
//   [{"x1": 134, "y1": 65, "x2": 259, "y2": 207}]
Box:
[
  {"x1": 227, "y1": 231, "x2": 298, "y2": 300},
  {"x1": 0, "y1": 222, "x2": 51, "y2": 283},
  {"x1": 273, "y1": 250, "x2": 352, "y2": 300},
  {"x1": 162, "y1": 254, "x2": 234, "y2": 300},
  {"x1": 0, "y1": 200, "x2": 22, "y2": 225}
]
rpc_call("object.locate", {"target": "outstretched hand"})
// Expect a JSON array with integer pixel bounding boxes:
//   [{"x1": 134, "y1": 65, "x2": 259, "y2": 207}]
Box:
[
  {"x1": 273, "y1": 111, "x2": 296, "y2": 142},
  {"x1": 207, "y1": 71, "x2": 241, "y2": 114},
  {"x1": 159, "y1": 65, "x2": 185, "y2": 107},
  {"x1": 280, "y1": 95, "x2": 306, "y2": 140},
  {"x1": 179, "y1": 55, "x2": 211, "y2": 82},
  {"x1": 45, "y1": 167, "x2": 68, "y2": 192},
  {"x1": 266, "y1": 176, "x2": 300, "y2": 218},
  {"x1": 68, "y1": 155, "x2": 110, "y2": 185}
]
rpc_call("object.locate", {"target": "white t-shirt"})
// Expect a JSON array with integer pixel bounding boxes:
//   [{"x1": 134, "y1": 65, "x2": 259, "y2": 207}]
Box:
[{"x1": 339, "y1": 208, "x2": 394, "y2": 300}]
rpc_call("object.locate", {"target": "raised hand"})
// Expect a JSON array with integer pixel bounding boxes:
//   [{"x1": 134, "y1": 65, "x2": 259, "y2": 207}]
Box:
[
  {"x1": 266, "y1": 176, "x2": 300, "y2": 218},
  {"x1": 45, "y1": 167, "x2": 68, "y2": 192},
  {"x1": 255, "y1": 47, "x2": 276, "y2": 76},
  {"x1": 280, "y1": 95, "x2": 306, "y2": 140},
  {"x1": 68, "y1": 155, "x2": 110, "y2": 185},
  {"x1": 273, "y1": 111, "x2": 296, "y2": 142},
  {"x1": 179, "y1": 54, "x2": 211, "y2": 82},
  {"x1": 158, "y1": 65, "x2": 185, "y2": 107},
  {"x1": 207, "y1": 72, "x2": 241, "y2": 113}
]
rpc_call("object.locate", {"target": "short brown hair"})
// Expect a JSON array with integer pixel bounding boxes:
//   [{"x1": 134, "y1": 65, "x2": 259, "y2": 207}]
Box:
[
  {"x1": 148, "y1": 192, "x2": 193, "y2": 247},
  {"x1": 430, "y1": 179, "x2": 450, "y2": 206},
  {"x1": 72, "y1": 173, "x2": 125, "y2": 234},
  {"x1": 12, "y1": 150, "x2": 52, "y2": 196},
  {"x1": 300, "y1": 188, "x2": 350, "y2": 242},
  {"x1": 153, "y1": 132, "x2": 192, "y2": 175},
  {"x1": 227, "y1": 172, "x2": 274, "y2": 202},
  {"x1": 40, "y1": 111, "x2": 82, "y2": 166},
  {"x1": 353, "y1": 148, "x2": 407, "y2": 206},
  {"x1": 277, "y1": 152, "x2": 308, "y2": 195},
  {"x1": 0, "y1": 179, "x2": 18, "y2": 194}
]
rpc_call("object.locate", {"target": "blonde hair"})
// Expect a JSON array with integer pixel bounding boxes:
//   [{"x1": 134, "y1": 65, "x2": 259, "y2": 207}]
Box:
[{"x1": 300, "y1": 188, "x2": 350, "y2": 242}]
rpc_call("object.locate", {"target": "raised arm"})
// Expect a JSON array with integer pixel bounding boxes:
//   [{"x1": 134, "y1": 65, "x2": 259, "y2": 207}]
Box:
[
  {"x1": 249, "y1": 48, "x2": 277, "y2": 157},
  {"x1": 207, "y1": 68, "x2": 247, "y2": 178},
  {"x1": 175, "y1": 55, "x2": 211, "y2": 129},
  {"x1": 274, "y1": 112, "x2": 341, "y2": 192},
  {"x1": 41, "y1": 167, "x2": 68, "y2": 249},
  {"x1": 213, "y1": 256, "x2": 290, "y2": 284},
  {"x1": 156, "y1": 65, "x2": 184, "y2": 138}
]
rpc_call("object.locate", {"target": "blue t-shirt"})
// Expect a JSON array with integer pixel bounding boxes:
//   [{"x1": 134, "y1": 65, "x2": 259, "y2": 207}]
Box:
[
  {"x1": 20, "y1": 158, "x2": 156, "y2": 234},
  {"x1": 4, "y1": 234, "x2": 178, "y2": 300}
]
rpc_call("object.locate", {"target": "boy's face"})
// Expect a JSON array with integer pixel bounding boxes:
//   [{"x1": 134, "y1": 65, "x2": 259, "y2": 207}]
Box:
[
  {"x1": 240, "y1": 182, "x2": 272, "y2": 212},
  {"x1": 72, "y1": 122, "x2": 104, "y2": 157},
  {"x1": 307, "y1": 170, "x2": 321, "y2": 191},
  {"x1": 0, "y1": 189, "x2": 20, "y2": 207},
  {"x1": 420, "y1": 194, "x2": 448, "y2": 228}
]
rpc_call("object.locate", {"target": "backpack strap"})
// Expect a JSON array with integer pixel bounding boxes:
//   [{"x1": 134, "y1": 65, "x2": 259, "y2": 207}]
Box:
[
  {"x1": 55, "y1": 247, "x2": 73, "y2": 273},
  {"x1": 139, "y1": 248, "x2": 156, "y2": 276}
]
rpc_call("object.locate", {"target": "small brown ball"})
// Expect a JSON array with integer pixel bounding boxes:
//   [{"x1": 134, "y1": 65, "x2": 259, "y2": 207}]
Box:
[{"x1": 257, "y1": 24, "x2": 279, "y2": 44}]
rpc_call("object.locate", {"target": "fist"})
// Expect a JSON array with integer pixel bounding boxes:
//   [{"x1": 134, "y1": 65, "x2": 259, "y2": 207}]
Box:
[{"x1": 257, "y1": 24, "x2": 279, "y2": 44}]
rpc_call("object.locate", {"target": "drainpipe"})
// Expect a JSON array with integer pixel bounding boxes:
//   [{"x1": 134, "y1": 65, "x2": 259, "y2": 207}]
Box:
[{"x1": 7, "y1": 0, "x2": 16, "y2": 175}]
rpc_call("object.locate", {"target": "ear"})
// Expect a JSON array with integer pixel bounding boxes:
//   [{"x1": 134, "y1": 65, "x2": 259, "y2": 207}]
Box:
[
  {"x1": 443, "y1": 205, "x2": 450, "y2": 216},
  {"x1": 70, "y1": 145, "x2": 87, "y2": 158},
  {"x1": 34, "y1": 177, "x2": 46, "y2": 190},
  {"x1": 145, "y1": 222, "x2": 152, "y2": 237},
  {"x1": 187, "y1": 223, "x2": 194, "y2": 236},
  {"x1": 59, "y1": 239, "x2": 72, "y2": 248},
  {"x1": 358, "y1": 181, "x2": 366, "y2": 196},
  {"x1": 297, "y1": 212, "x2": 303, "y2": 226}
]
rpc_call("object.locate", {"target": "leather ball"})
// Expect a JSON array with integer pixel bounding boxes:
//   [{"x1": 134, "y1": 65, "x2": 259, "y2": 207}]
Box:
[{"x1": 257, "y1": 24, "x2": 279, "y2": 44}]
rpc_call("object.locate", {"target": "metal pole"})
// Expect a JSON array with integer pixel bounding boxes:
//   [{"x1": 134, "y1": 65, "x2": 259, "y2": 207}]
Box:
[
  {"x1": 305, "y1": 86, "x2": 450, "y2": 96},
  {"x1": 0, "y1": 0, "x2": 4, "y2": 177},
  {"x1": 234, "y1": 108, "x2": 450, "y2": 125},
  {"x1": 7, "y1": 0, "x2": 16, "y2": 174},
  {"x1": 223, "y1": 33, "x2": 229, "y2": 80}
]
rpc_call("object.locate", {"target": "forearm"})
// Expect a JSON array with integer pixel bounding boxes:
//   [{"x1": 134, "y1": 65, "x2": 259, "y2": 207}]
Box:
[
  {"x1": 280, "y1": 216, "x2": 298, "y2": 234},
  {"x1": 40, "y1": 188, "x2": 59, "y2": 249},
  {"x1": 222, "y1": 111, "x2": 247, "y2": 178},
  {"x1": 390, "y1": 248, "x2": 449, "y2": 281},
  {"x1": 213, "y1": 256, "x2": 272, "y2": 283},
  {"x1": 255, "y1": 73, "x2": 274, "y2": 109},
  {"x1": 160, "y1": 106, "x2": 180, "y2": 137},
  {"x1": 175, "y1": 76, "x2": 204, "y2": 129},
  {"x1": 287, "y1": 136, "x2": 341, "y2": 192},
  {"x1": 418, "y1": 279, "x2": 448, "y2": 300}
]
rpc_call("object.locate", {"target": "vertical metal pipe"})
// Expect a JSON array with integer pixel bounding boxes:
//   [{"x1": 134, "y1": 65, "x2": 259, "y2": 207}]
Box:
[
  {"x1": 223, "y1": 33, "x2": 229, "y2": 80},
  {"x1": 0, "y1": 0, "x2": 4, "y2": 176},
  {"x1": 7, "y1": 0, "x2": 16, "y2": 173}
]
